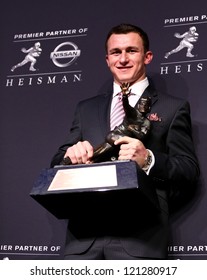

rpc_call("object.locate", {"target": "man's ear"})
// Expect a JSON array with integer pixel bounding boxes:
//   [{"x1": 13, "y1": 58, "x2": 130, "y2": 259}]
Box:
[
  {"x1": 144, "y1": 51, "x2": 153, "y2": 65},
  {"x1": 105, "y1": 54, "x2": 110, "y2": 67}
]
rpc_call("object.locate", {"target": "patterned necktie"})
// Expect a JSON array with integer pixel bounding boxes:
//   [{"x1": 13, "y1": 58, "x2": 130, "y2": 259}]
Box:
[{"x1": 110, "y1": 92, "x2": 125, "y2": 130}]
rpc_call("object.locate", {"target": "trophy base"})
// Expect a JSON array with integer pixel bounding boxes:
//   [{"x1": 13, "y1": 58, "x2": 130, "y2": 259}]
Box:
[{"x1": 30, "y1": 160, "x2": 160, "y2": 219}]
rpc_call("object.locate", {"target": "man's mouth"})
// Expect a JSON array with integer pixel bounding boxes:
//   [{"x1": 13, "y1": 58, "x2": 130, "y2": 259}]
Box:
[{"x1": 117, "y1": 66, "x2": 132, "y2": 71}]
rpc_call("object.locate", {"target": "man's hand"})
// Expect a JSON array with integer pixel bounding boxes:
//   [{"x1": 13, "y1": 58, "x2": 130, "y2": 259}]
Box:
[
  {"x1": 64, "y1": 141, "x2": 93, "y2": 164},
  {"x1": 114, "y1": 136, "x2": 148, "y2": 168}
]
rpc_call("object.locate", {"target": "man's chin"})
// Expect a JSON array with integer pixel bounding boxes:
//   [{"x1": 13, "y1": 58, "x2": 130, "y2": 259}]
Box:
[{"x1": 117, "y1": 78, "x2": 135, "y2": 85}]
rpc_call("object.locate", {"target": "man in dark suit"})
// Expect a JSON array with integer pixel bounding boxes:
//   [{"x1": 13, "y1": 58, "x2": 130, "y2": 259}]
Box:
[{"x1": 50, "y1": 23, "x2": 199, "y2": 259}]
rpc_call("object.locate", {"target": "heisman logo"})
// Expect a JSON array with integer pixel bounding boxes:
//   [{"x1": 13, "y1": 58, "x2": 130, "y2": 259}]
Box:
[
  {"x1": 50, "y1": 41, "x2": 81, "y2": 68},
  {"x1": 164, "y1": 26, "x2": 199, "y2": 59},
  {"x1": 11, "y1": 42, "x2": 42, "y2": 72}
]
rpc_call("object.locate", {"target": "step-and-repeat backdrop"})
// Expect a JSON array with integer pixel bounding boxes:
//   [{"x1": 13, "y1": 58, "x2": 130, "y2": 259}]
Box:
[{"x1": 0, "y1": 0, "x2": 207, "y2": 259}]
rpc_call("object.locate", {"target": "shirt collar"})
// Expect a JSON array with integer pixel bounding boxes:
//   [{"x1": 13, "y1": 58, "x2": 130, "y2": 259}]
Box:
[{"x1": 113, "y1": 77, "x2": 149, "y2": 97}]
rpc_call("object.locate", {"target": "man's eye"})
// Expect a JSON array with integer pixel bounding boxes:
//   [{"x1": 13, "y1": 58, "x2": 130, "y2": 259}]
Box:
[
  {"x1": 111, "y1": 51, "x2": 120, "y2": 55},
  {"x1": 128, "y1": 49, "x2": 137, "y2": 53}
]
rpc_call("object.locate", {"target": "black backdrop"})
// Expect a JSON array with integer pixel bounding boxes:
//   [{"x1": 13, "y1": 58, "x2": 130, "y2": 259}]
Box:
[{"x1": 0, "y1": 0, "x2": 207, "y2": 259}]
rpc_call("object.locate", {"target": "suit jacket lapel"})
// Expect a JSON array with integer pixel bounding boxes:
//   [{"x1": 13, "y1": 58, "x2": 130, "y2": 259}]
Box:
[
  {"x1": 141, "y1": 84, "x2": 158, "y2": 107},
  {"x1": 97, "y1": 81, "x2": 113, "y2": 137}
]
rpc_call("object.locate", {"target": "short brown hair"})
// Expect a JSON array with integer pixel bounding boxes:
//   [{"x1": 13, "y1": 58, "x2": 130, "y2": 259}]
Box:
[{"x1": 105, "y1": 23, "x2": 150, "y2": 53}]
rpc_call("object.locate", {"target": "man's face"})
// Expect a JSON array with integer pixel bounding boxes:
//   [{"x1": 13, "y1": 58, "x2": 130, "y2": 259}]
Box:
[{"x1": 106, "y1": 32, "x2": 153, "y2": 85}]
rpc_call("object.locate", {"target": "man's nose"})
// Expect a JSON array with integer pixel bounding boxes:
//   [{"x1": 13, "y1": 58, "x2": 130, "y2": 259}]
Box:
[{"x1": 119, "y1": 51, "x2": 129, "y2": 63}]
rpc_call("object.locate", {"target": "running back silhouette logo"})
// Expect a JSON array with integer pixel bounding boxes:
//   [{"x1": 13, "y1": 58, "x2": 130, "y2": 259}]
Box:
[
  {"x1": 11, "y1": 42, "x2": 42, "y2": 72},
  {"x1": 164, "y1": 26, "x2": 199, "y2": 59}
]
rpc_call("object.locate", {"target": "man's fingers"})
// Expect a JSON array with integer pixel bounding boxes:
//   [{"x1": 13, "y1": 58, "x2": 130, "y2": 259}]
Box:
[
  {"x1": 114, "y1": 136, "x2": 141, "y2": 146},
  {"x1": 82, "y1": 141, "x2": 94, "y2": 159},
  {"x1": 64, "y1": 141, "x2": 94, "y2": 164}
]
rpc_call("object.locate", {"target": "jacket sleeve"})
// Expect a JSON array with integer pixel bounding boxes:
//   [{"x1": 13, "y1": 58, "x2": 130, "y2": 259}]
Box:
[{"x1": 150, "y1": 100, "x2": 200, "y2": 206}]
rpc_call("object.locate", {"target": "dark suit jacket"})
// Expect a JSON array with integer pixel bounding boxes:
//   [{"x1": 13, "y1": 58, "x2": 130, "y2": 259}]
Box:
[{"x1": 51, "y1": 80, "x2": 199, "y2": 259}]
